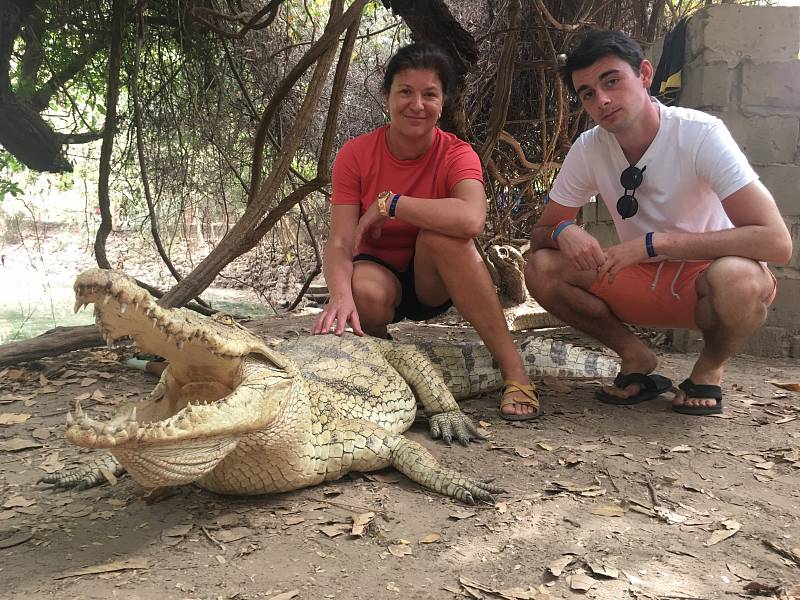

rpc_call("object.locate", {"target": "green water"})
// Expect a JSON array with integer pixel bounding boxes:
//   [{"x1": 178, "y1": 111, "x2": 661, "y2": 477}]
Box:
[{"x1": 0, "y1": 281, "x2": 273, "y2": 344}]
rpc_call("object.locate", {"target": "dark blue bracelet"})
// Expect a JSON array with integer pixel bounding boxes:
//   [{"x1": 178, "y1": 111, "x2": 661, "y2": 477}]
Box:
[
  {"x1": 388, "y1": 194, "x2": 401, "y2": 219},
  {"x1": 645, "y1": 231, "x2": 657, "y2": 257}
]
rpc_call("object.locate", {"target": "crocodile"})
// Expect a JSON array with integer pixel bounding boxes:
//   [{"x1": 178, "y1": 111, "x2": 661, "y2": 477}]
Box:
[{"x1": 42, "y1": 268, "x2": 619, "y2": 504}]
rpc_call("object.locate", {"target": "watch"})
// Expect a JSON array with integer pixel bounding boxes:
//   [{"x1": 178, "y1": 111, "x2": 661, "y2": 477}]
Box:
[{"x1": 375, "y1": 190, "x2": 392, "y2": 217}]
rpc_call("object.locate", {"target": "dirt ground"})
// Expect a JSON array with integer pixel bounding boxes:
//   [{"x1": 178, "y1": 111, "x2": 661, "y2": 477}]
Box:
[{"x1": 0, "y1": 310, "x2": 799, "y2": 600}]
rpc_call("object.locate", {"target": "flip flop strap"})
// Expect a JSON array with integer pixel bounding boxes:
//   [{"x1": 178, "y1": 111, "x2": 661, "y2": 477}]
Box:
[
  {"x1": 613, "y1": 372, "x2": 658, "y2": 392},
  {"x1": 500, "y1": 380, "x2": 540, "y2": 409},
  {"x1": 678, "y1": 379, "x2": 722, "y2": 400}
]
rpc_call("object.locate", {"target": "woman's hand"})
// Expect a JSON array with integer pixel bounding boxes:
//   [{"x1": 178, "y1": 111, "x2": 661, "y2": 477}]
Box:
[
  {"x1": 352, "y1": 198, "x2": 387, "y2": 254},
  {"x1": 310, "y1": 295, "x2": 364, "y2": 337},
  {"x1": 598, "y1": 236, "x2": 649, "y2": 283}
]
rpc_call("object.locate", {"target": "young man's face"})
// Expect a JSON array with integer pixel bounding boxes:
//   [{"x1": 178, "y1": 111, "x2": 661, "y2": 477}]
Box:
[{"x1": 571, "y1": 54, "x2": 654, "y2": 134}]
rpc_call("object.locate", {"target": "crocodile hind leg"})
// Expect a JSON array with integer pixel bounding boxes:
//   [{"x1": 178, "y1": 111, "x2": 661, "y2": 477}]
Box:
[
  {"x1": 382, "y1": 347, "x2": 483, "y2": 445},
  {"x1": 40, "y1": 454, "x2": 126, "y2": 490},
  {"x1": 328, "y1": 419, "x2": 502, "y2": 504}
]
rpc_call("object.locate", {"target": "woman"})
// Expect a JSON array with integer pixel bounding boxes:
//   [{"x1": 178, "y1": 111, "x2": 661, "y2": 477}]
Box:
[{"x1": 310, "y1": 42, "x2": 539, "y2": 421}]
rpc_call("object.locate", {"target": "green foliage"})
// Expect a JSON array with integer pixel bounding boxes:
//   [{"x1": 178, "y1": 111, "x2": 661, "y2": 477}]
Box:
[{"x1": 0, "y1": 152, "x2": 25, "y2": 200}]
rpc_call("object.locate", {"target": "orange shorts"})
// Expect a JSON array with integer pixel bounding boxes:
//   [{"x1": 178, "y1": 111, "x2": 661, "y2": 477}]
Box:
[{"x1": 588, "y1": 260, "x2": 777, "y2": 330}]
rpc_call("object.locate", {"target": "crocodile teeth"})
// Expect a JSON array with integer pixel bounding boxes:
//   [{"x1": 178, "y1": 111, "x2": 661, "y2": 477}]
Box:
[
  {"x1": 66, "y1": 411, "x2": 74, "y2": 425},
  {"x1": 176, "y1": 340, "x2": 184, "y2": 351},
  {"x1": 120, "y1": 303, "x2": 128, "y2": 314},
  {"x1": 75, "y1": 400, "x2": 84, "y2": 418},
  {"x1": 73, "y1": 299, "x2": 83, "y2": 313},
  {"x1": 104, "y1": 294, "x2": 111, "y2": 304}
]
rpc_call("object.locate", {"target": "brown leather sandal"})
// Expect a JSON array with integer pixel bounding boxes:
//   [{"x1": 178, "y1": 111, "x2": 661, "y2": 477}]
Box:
[{"x1": 499, "y1": 379, "x2": 541, "y2": 421}]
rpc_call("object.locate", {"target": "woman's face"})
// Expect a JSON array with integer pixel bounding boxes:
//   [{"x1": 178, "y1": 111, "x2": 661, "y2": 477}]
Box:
[{"x1": 385, "y1": 68, "x2": 444, "y2": 139}]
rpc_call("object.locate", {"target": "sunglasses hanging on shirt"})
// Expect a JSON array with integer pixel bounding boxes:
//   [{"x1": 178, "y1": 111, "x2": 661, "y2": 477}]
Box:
[{"x1": 616, "y1": 164, "x2": 646, "y2": 219}]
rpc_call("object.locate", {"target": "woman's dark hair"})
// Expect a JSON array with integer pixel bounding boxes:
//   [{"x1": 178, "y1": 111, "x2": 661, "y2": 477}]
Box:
[
  {"x1": 382, "y1": 42, "x2": 454, "y2": 97},
  {"x1": 560, "y1": 30, "x2": 645, "y2": 95}
]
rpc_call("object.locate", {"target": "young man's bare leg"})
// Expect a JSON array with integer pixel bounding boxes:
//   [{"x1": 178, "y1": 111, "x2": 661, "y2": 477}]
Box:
[
  {"x1": 414, "y1": 231, "x2": 536, "y2": 417},
  {"x1": 351, "y1": 262, "x2": 401, "y2": 339},
  {"x1": 524, "y1": 249, "x2": 658, "y2": 400},
  {"x1": 675, "y1": 257, "x2": 773, "y2": 409}
]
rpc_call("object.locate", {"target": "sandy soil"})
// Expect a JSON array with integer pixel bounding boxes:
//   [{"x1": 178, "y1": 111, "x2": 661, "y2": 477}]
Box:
[{"x1": 0, "y1": 310, "x2": 798, "y2": 600}]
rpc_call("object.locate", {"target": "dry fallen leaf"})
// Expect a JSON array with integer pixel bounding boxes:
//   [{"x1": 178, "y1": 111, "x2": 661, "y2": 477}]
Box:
[
  {"x1": 0, "y1": 413, "x2": 31, "y2": 426},
  {"x1": 0, "y1": 532, "x2": 32, "y2": 549},
  {"x1": 768, "y1": 381, "x2": 800, "y2": 393},
  {"x1": 514, "y1": 447, "x2": 535, "y2": 458},
  {"x1": 55, "y1": 558, "x2": 148, "y2": 579},
  {"x1": 3, "y1": 496, "x2": 35, "y2": 509},
  {"x1": 350, "y1": 511, "x2": 375, "y2": 537},
  {"x1": 284, "y1": 516, "x2": 305, "y2": 526},
  {"x1": 319, "y1": 523, "x2": 350, "y2": 538},
  {"x1": 567, "y1": 573, "x2": 597, "y2": 591},
  {"x1": 726, "y1": 561, "x2": 757, "y2": 581},
  {"x1": 215, "y1": 526, "x2": 254, "y2": 543},
  {"x1": 705, "y1": 519, "x2": 741, "y2": 546},
  {"x1": 79, "y1": 377, "x2": 99, "y2": 388},
  {"x1": 586, "y1": 558, "x2": 619, "y2": 579},
  {"x1": 590, "y1": 504, "x2": 625, "y2": 517},
  {"x1": 387, "y1": 543, "x2": 412, "y2": 557},
  {"x1": 0, "y1": 438, "x2": 42, "y2": 452},
  {"x1": 38, "y1": 451, "x2": 65, "y2": 474},
  {"x1": 670, "y1": 445, "x2": 692, "y2": 453},
  {"x1": 547, "y1": 555, "x2": 575, "y2": 577},
  {"x1": 267, "y1": 591, "x2": 299, "y2": 600},
  {"x1": 31, "y1": 427, "x2": 51, "y2": 440},
  {"x1": 419, "y1": 533, "x2": 441, "y2": 544},
  {"x1": 448, "y1": 509, "x2": 477, "y2": 520}
]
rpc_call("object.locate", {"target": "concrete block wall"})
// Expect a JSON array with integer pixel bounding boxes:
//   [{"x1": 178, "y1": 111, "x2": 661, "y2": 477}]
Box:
[{"x1": 583, "y1": 5, "x2": 800, "y2": 358}]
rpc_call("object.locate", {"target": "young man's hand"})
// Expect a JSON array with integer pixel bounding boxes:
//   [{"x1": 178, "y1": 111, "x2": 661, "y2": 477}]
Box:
[
  {"x1": 598, "y1": 236, "x2": 650, "y2": 283},
  {"x1": 555, "y1": 225, "x2": 607, "y2": 271}
]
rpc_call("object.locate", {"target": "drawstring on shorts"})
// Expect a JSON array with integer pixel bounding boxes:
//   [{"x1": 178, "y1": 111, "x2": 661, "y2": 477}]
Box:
[{"x1": 650, "y1": 260, "x2": 686, "y2": 301}]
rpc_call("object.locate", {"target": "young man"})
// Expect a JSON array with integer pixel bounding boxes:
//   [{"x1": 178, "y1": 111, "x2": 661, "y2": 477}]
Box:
[{"x1": 524, "y1": 30, "x2": 792, "y2": 415}]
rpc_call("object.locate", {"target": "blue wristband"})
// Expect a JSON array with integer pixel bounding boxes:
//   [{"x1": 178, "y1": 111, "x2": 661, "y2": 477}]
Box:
[
  {"x1": 388, "y1": 194, "x2": 401, "y2": 220},
  {"x1": 551, "y1": 219, "x2": 575, "y2": 242},
  {"x1": 645, "y1": 231, "x2": 657, "y2": 257}
]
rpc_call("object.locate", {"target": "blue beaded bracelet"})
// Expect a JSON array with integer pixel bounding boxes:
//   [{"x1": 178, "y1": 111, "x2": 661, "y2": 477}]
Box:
[
  {"x1": 551, "y1": 219, "x2": 575, "y2": 242},
  {"x1": 645, "y1": 231, "x2": 657, "y2": 257},
  {"x1": 388, "y1": 194, "x2": 401, "y2": 220}
]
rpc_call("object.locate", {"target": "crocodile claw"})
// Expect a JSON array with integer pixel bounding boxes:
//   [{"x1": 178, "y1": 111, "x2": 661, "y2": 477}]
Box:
[
  {"x1": 39, "y1": 454, "x2": 126, "y2": 490},
  {"x1": 428, "y1": 410, "x2": 484, "y2": 446}
]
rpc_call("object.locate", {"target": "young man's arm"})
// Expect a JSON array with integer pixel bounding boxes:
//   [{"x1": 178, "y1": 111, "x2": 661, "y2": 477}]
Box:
[
  {"x1": 650, "y1": 181, "x2": 792, "y2": 263},
  {"x1": 598, "y1": 181, "x2": 792, "y2": 283},
  {"x1": 528, "y1": 199, "x2": 606, "y2": 271}
]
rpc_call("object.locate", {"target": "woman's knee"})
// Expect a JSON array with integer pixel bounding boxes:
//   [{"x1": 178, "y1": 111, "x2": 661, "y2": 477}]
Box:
[{"x1": 415, "y1": 230, "x2": 475, "y2": 256}]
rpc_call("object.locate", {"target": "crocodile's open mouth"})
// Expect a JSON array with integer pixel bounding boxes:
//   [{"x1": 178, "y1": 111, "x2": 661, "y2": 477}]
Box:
[{"x1": 66, "y1": 269, "x2": 294, "y2": 453}]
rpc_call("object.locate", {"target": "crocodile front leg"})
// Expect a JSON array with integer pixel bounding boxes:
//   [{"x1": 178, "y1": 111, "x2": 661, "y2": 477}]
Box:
[
  {"x1": 326, "y1": 419, "x2": 501, "y2": 504},
  {"x1": 383, "y1": 346, "x2": 482, "y2": 445},
  {"x1": 40, "y1": 454, "x2": 126, "y2": 490}
]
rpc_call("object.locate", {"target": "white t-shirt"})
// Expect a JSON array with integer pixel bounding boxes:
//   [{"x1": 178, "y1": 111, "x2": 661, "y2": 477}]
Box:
[{"x1": 549, "y1": 102, "x2": 758, "y2": 245}]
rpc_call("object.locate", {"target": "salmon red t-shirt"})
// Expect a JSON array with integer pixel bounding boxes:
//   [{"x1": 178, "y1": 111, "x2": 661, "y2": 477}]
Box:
[{"x1": 331, "y1": 125, "x2": 483, "y2": 271}]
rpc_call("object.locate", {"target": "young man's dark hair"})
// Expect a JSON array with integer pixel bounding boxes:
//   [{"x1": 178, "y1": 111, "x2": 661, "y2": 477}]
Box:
[
  {"x1": 560, "y1": 30, "x2": 645, "y2": 94},
  {"x1": 382, "y1": 42, "x2": 454, "y2": 97}
]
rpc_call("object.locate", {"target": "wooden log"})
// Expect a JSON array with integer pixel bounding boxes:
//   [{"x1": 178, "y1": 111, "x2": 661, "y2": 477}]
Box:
[{"x1": 0, "y1": 325, "x2": 103, "y2": 367}]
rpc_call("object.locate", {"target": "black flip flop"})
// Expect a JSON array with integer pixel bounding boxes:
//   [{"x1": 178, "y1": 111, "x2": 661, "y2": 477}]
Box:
[
  {"x1": 672, "y1": 378, "x2": 723, "y2": 416},
  {"x1": 595, "y1": 372, "x2": 673, "y2": 405}
]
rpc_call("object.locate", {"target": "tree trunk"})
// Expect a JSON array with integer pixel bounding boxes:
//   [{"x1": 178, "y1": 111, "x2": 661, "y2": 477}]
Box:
[
  {"x1": 0, "y1": 326, "x2": 104, "y2": 368},
  {"x1": 0, "y1": 0, "x2": 72, "y2": 172}
]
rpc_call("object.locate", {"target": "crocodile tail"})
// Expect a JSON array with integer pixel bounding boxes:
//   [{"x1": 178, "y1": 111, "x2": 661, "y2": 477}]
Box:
[
  {"x1": 414, "y1": 336, "x2": 619, "y2": 400},
  {"x1": 519, "y1": 337, "x2": 619, "y2": 379}
]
